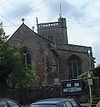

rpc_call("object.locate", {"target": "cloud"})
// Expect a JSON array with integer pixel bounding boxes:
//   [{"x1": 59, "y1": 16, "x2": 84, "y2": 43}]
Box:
[
  {"x1": 1, "y1": 0, "x2": 100, "y2": 65},
  {"x1": 0, "y1": 0, "x2": 34, "y2": 19},
  {"x1": 85, "y1": 0, "x2": 100, "y2": 18},
  {"x1": 93, "y1": 40, "x2": 100, "y2": 66},
  {"x1": 43, "y1": 0, "x2": 87, "y2": 21}
]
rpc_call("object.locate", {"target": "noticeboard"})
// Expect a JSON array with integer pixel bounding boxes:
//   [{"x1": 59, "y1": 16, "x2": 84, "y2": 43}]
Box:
[{"x1": 61, "y1": 79, "x2": 83, "y2": 95}]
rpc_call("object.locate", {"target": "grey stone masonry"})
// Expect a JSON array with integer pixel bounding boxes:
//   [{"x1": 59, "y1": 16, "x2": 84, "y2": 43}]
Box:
[
  {"x1": 37, "y1": 17, "x2": 68, "y2": 46},
  {"x1": 8, "y1": 16, "x2": 95, "y2": 86}
]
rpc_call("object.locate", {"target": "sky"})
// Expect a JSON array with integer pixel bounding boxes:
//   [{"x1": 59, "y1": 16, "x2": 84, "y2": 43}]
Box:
[{"x1": 0, "y1": 0, "x2": 100, "y2": 66}]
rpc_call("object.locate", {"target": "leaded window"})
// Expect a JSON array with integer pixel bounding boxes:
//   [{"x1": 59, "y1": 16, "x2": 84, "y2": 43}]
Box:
[
  {"x1": 21, "y1": 46, "x2": 31, "y2": 65},
  {"x1": 68, "y1": 55, "x2": 82, "y2": 78}
]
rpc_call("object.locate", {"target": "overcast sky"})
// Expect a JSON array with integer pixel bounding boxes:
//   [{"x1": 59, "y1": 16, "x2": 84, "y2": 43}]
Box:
[{"x1": 0, "y1": 0, "x2": 100, "y2": 66}]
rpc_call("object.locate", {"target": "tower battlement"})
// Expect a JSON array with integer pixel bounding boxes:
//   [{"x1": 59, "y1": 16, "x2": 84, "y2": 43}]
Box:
[
  {"x1": 37, "y1": 17, "x2": 68, "y2": 44},
  {"x1": 38, "y1": 22, "x2": 59, "y2": 28},
  {"x1": 37, "y1": 17, "x2": 67, "y2": 29}
]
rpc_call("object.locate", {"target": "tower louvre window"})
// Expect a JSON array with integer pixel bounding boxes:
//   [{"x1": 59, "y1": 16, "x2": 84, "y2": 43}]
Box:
[{"x1": 48, "y1": 35, "x2": 53, "y2": 41}]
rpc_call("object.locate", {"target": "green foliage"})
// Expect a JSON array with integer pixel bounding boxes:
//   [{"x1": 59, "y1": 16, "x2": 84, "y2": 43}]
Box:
[
  {"x1": 92, "y1": 66, "x2": 100, "y2": 77},
  {"x1": 7, "y1": 65, "x2": 39, "y2": 89},
  {"x1": 77, "y1": 71, "x2": 89, "y2": 92},
  {"x1": 77, "y1": 65, "x2": 100, "y2": 84},
  {"x1": 77, "y1": 71, "x2": 88, "y2": 84},
  {"x1": 77, "y1": 65, "x2": 100, "y2": 90},
  {"x1": 0, "y1": 22, "x2": 8, "y2": 42},
  {"x1": 0, "y1": 23, "x2": 39, "y2": 88},
  {"x1": 0, "y1": 23, "x2": 13, "y2": 81},
  {"x1": 6, "y1": 44, "x2": 39, "y2": 88}
]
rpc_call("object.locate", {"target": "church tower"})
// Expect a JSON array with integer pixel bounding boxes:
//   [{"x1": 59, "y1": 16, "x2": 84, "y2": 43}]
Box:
[{"x1": 37, "y1": 17, "x2": 68, "y2": 46}]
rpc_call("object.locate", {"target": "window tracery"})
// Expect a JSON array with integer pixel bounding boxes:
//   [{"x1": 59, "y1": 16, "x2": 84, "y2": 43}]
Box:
[
  {"x1": 21, "y1": 46, "x2": 31, "y2": 65},
  {"x1": 68, "y1": 55, "x2": 82, "y2": 78}
]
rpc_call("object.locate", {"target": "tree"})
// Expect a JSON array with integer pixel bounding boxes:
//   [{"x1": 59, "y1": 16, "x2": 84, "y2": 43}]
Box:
[
  {"x1": 77, "y1": 71, "x2": 88, "y2": 84},
  {"x1": 77, "y1": 65, "x2": 100, "y2": 94},
  {"x1": 0, "y1": 22, "x2": 39, "y2": 89},
  {"x1": 0, "y1": 22, "x2": 12, "y2": 85},
  {"x1": 0, "y1": 22, "x2": 16, "y2": 96},
  {"x1": 7, "y1": 65, "x2": 39, "y2": 89},
  {"x1": 0, "y1": 22, "x2": 8, "y2": 42},
  {"x1": 92, "y1": 66, "x2": 100, "y2": 77},
  {"x1": 77, "y1": 71, "x2": 89, "y2": 92},
  {"x1": 6, "y1": 44, "x2": 39, "y2": 89}
]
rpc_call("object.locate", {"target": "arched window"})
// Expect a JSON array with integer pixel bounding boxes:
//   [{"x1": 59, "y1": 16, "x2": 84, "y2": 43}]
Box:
[
  {"x1": 21, "y1": 46, "x2": 31, "y2": 65},
  {"x1": 68, "y1": 55, "x2": 82, "y2": 78}
]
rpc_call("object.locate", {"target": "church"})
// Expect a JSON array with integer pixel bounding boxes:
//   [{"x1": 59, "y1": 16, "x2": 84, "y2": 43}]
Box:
[{"x1": 8, "y1": 16, "x2": 95, "y2": 86}]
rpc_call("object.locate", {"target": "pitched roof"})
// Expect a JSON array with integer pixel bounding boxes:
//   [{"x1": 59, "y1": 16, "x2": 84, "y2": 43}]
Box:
[{"x1": 8, "y1": 23, "x2": 54, "y2": 44}]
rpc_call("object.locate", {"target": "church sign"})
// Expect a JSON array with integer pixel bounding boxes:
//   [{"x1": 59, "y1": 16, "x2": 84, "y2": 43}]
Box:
[{"x1": 61, "y1": 79, "x2": 83, "y2": 95}]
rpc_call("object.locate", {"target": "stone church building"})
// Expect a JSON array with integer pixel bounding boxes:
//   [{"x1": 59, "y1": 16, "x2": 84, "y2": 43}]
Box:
[{"x1": 8, "y1": 17, "x2": 95, "y2": 86}]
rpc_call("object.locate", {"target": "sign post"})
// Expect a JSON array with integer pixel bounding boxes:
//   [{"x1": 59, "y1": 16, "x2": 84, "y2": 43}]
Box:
[
  {"x1": 88, "y1": 50, "x2": 93, "y2": 107},
  {"x1": 88, "y1": 71, "x2": 93, "y2": 107}
]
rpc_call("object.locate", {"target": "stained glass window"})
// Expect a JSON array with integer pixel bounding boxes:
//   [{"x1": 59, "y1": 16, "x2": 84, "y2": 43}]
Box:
[{"x1": 68, "y1": 55, "x2": 82, "y2": 78}]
